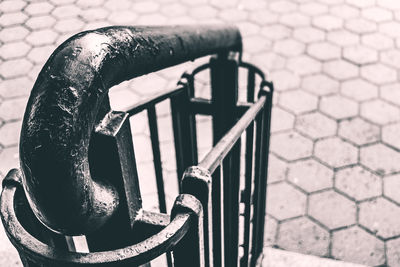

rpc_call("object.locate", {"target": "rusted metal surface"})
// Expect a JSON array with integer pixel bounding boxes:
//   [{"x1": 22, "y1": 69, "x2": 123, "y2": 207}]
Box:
[{"x1": 19, "y1": 25, "x2": 241, "y2": 235}]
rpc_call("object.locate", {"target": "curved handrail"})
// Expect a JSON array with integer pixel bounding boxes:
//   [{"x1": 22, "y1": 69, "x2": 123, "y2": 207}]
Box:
[
  {"x1": 19, "y1": 25, "x2": 242, "y2": 235},
  {"x1": 0, "y1": 174, "x2": 193, "y2": 266}
]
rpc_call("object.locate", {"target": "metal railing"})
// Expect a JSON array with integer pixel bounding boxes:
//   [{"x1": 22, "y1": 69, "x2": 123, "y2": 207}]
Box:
[{"x1": 0, "y1": 25, "x2": 273, "y2": 267}]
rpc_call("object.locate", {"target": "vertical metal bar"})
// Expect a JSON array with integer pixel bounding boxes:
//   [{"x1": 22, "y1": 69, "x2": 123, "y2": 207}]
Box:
[
  {"x1": 172, "y1": 194, "x2": 205, "y2": 267},
  {"x1": 223, "y1": 140, "x2": 241, "y2": 267},
  {"x1": 242, "y1": 67, "x2": 256, "y2": 267},
  {"x1": 250, "y1": 113, "x2": 263, "y2": 266},
  {"x1": 240, "y1": 122, "x2": 254, "y2": 267},
  {"x1": 182, "y1": 166, "x2": 212, "y2": 267},
  {"x1": 247, "y1": 69, "x2": 255, "y2": 103},
  {"x1": 250, "y1": 85, "x2": 273, "y2": 266},
  {"x1": 210, "y1": 53, "x2": 239, "y2": 266},
  {"x1": 211, "y1": 166, "x2": 223, "y2": 267},
  {"x1": 252, "y1": 87, "x2": 273, "y2": 264},
  {"x1": 147, "y1": 106, "x2": 167, "y2": 213},
  {"x1": 171, "y1": 82, "x2": 198, "y2": 189}
]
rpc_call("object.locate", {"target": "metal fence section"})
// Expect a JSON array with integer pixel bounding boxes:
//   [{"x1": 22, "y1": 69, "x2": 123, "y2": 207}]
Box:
[{"x1": 0, "y1": 25, "x2": 272, "y2": 267}]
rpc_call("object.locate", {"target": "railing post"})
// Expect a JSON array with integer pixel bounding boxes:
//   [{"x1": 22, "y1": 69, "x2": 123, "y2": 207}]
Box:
[
  {"x1": 171, "y1": 78, "x2": 198, "y2": 188},
  {"x1": 181, "y1": 166, "x2": 212, "y2": 267},
  {"x1": 210, "y1": 53, "x2": 240, "y2": 267},
  {"x1": 172, "y1": 194, "x2": 205, "y2": 267},
  {"x1": 250, "y1": 82, "x2": 274, "y2": 266}
]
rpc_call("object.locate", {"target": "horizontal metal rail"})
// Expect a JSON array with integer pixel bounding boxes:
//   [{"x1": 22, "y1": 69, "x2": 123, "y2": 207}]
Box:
[{"x1": 198, "y1": 95, "x2": 266, "y2": 173}]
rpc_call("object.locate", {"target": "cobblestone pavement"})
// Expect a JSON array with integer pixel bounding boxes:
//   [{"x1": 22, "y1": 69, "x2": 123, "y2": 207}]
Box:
[{"x1": 1, "y1": 0, "x2": 400, "y2": 266}]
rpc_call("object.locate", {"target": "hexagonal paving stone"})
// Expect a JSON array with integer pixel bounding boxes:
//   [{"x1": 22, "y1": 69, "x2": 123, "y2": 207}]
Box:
[
  {"x1": 323, "y1": 60, "x2": 358, "y2": 81},
  {"x1": 52, "y1": 5, "x2": 81, "y2": 19},
  {"x1": 264, "y1": 215, "x2": 278, "y2": 246},
  {"x1": 340, "y1": 78, "x2": 378, "y2": 101},
  {"x1": 277, "y1": 217, "x2": 329, "y2": 256},
  {"x1": 343, "y1": 45, "x2": 378, "y2": 65},
  {"x1": 273, "y1": 39, "x2": 305, "y2": 57},
  {"x1": 189, "y1": 5, "x2": 217, "y2": 20},
  {"x1": 219, "y1": 8, "x2": 247, "y2": 22},
  {"x1": 383, "y1": 123, "x2": 400, "y2": 150},
  {"x1": 299, "y1": 2, "x2": 328, "y2": 16},
  {"x1": 332, "y1": 226, "x2": 385, "y2": 266},
  {"x1": 338, "y1": 118, "x2": 380, "y2": 146},
  {"x1": 361, "y1": 99, "x2": 400, "y2": 125},
  {"x1": 381, "y1": 49, "x2": 400, "y2": 69},
  {"x1": 381, "y1": 83, "x2": 400, "y2": 106},
  {"x1": 312, "y1": 15, "x2": 343, "y2": 31},
  {"x1": 307, "y1": 42, "x2": 340, "y2": 61},
  {"x1": 293, "y1": 27, "x2": 325, "y2": 44},
  {"x1": 315, "y1": 137, "x2": 358, "y2": 168},
  {"x1": 0, "y1": 12, "x2": 27, "y2": 27},
  {"x1": 28, "y1": 45, "x2": 55, "y2": 64},
  {"x1": 249, "y1": 9, "x2": 279, "y2": 25},
  {"x1": 362, "y1": 6, "x2": 393, "y2": 22},
  {"x1": 301, "y1": 74, "x2": 339, "y2": 96},
  {"x1": 251, "y1": 52, "x2": 285, "y2": 71},
  {"x1": 25, "y1": 15, "x2": 57, "y2": 30},
  {"x1": 287, "y1": 159, "x2": 333, "y2": 193},
  {"x1": 244, "y1": 36, "x2": 272, "y2": 53},
  {"x1": 270, "y1": 131, "x2": 313, "y2": 161},
  {"x1": 279, "y1": 90, "x2": 318, "y2": 114},
  {"x1": 360, "y1": 197, "x2": 400, "y2": 239},
  {"x1": 309, "y1": 190, "x2": 356, "y2": 229},
  {"x1": 384, "y1": 174, "x2": 400, "y2": 204},
  {"x1": 362, "y1": 32, "x2": 394, "y2": 50},
  {"x1": 266, "y1": 182, "x2": 307, "y2": 220},
  {"x1": 280, "y1": 13, "x2": 311, "y2": 28},
  {"x1": 0, "y1": 97, "x2": 28, "y2": 121},
  {"x1": 270, "y1": 70, "x2": 300, "y2": 91},
  {"x1": 380, "y1": 21, "x2": 400, "y2": 38},
  {"x1": 0, "y1": 0, "x2": 26, "y2": 13},
  {"x1": 0, "y1": 146, "x2": 19, "y2": 177},
  {"x1": 0, "y1": 77, "x2": 32, "y2": 99},
  {"x1": 287, "y1": 56, "x2": 322, "y2": 76},
  {"x1": 271, "y1": 107, "x2": 295, "y2": 133},
  {"x1": 378, "y1": 0, "x2": 400, "y2": 9},
  {"x1": 0, "y1": 41, "x2": 31, "y2": 60},
  {"x1": 0, "y1": 59, "x2": 33, "y2": 79},
  {"x1": 320, "y1": 95, "x2": 358, "y2": 120},
  {"x1": 131, "y1": 1, "x2": 159, "y2": 13},
  {"x1": 54, "y1": 18, "x2": 84, "y2": 33},
  {"x1": 347, "y1": 0, "x2": 375, "y2": 8},
  {"x1": 26, "y1": 29, "x2": 58, "y2": 46},
  {"x1": 0, "y1": 26, "x2": 29, "y2": 42},
  {"x1": 24, "y1": 2, "x2": 54, "y2": 15},
  {"x1": 327, "y1": 30, "x2": 359, "y2": 47},
  {"x1": 269, "y1": 0, "x2": 297, "y2": 14},
  {"x1": 387, "y1": 237, "x2": 400, "y2": 267},
  {"x1": 330, "y1": 4, "x2": 359, "y2": 19},
  {"x1": 345, "y1": 18, "x2": 377, "y2": 34},
  {"x1": 268, "y1": 154, "x2": 287, "y2": 184},
  {"x1": 0, "y1": 121, "x2": 21, "y2": 147},
  {"x1": 261, "y1": 24, "x2": 291, "y2": 41},
  {"x1": 361, "y1": 63, "x2": 397, "y2": 85},
  {"x1": 335, "y1": 166, "x2": 381, "y2": 201},
  {"x1": 80, "y1": 8, "x2": 109, "y2": 21},
  {"x1": 360, "y1": 144, "x2": 400, "y2": 175},
  {"x1": 295, "y1": 112, "x2": 337, "y2": 139}
]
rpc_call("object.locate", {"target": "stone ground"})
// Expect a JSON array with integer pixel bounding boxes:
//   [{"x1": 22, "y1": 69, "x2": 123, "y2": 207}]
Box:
[{"x1": 0, "y1": 0, "x2": 400, "y2": 266}]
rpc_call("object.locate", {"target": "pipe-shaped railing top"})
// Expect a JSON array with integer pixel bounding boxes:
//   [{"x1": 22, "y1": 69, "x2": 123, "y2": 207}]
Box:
[{"x1": 19, "y1": 25, "x2": 242, "y2": 235}]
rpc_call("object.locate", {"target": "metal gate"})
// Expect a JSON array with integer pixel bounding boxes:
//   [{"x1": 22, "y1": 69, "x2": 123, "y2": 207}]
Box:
[{"x1": 0, "y1": 25, "x2": 273, "y2": 267}]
